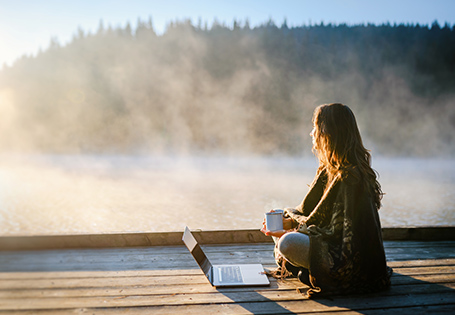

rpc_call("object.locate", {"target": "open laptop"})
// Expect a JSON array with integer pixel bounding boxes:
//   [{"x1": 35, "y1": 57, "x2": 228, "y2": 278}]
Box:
[{"x1": 182, "y1": 226, "x2": 270, "y2": 287}]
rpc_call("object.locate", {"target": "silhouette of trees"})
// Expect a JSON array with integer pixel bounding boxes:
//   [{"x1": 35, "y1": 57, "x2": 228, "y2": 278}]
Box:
[{"x1": 0, "y1": 20, "x2": 454, "y2": 156}]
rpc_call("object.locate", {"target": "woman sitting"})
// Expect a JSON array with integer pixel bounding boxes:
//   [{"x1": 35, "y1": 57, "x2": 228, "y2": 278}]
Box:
[{"x1": 262, "y1": 103, "x2": 392, "y2": 297}]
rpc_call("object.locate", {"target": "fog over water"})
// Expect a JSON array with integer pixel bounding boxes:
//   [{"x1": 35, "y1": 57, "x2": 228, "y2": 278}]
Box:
[
  {"x1": 0, "y1": 155, "x2": 453, "y2": 235},
  {"x1": 0, "y1": 21, "x2": 454, "y2": 235},
  {"x1": 1, "y1": 21, "x2": 454, "y2": 157}
]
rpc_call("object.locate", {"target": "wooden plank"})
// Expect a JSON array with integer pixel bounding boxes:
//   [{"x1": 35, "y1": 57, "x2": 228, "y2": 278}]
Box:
[
  {"x1": 1, "y1": 241, "x2": 452, "y2": 265},
  {"x1": 1, "y1": 226, "x2": 454, "y2": 251},
  {"x1": 382, "y1": 226, "x2": 455, "y2": 241},
  {"x1": 0, "y1": 277, "x2": 455, "y2": 302},
  {"x1": 1, "y1": 243, "x2": 455, "y2": 273},
  {"x1": 0, "y1": 256, "x2": 452, "y2": 273},
  {"x1": 322, "y1": 304, "x2": 455, "y2": 315},
  {"x1": 0, "y1": 280, "x2": 300, "y2": 299},
  {"x1": 0, "y1": 245, "x2": 274, "y2": 263},
  {"x1": 3, "y1": 239, "x2": 453, "y2": 263},
  {"x1": 387, "y1": 258, "x2": 455, "y2": 268},
  {"x1": 0, "y1": 269, "x2": 452, "y2": 296},
  {"x1": 5, "y1": 304, "x2": 455, "y2": 315},
  {"x1": 1, "y1": 269, "x2": 453, "y2": 292},
  {"x1": 0, "y1": 290, "x2": 454, "y2": 313},
  {"x1": 0, "y1": 241, "x2": 451, "y2": 260},
  {"x1": 0, "y1": 230, "x2": 271, "y2": 251},
  {"x1": 0, "y1": 275, "x2": 209, "y2": 290},
  {"x1": 0, "y1": 246, "x2": 273, "y2": 265},
  {"x1": 391, "y1": 273, "x2": 455, "y2": 285},
  {"x1": 1, "y1": 258, "x2": 454, "y2": 281},
  {"x1": 391, "y1": 265, "x2": 455, "y2": 275},
  {"x1": 3, "y1": 303, "x2": 455, "y2": 315},
  {"x1": 0, "y1": 269, "x2": 203, "y2": 280},
  {"x1": 0, "y1": 244, "x2": 452, "y2": 271}
]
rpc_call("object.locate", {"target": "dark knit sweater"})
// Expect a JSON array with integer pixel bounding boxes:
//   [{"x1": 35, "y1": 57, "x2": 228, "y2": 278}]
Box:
[{"x1": 284, "y1": 168, "x2": 392, "y2": 297}]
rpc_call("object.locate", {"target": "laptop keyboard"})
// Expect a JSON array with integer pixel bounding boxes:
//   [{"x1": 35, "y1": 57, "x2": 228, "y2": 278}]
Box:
[{"x1": 219, "y1": 266, "x2": 243, "y2": 283}]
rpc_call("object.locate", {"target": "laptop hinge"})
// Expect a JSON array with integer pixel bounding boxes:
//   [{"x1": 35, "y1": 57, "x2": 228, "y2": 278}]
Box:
[{"x1": 208, "y1": 267, "x2": 213, "y2": 284}]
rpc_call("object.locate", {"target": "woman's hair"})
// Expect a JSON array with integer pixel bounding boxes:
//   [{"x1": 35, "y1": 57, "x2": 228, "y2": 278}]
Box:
[{"x1": 312, "y1": 103, "x2": 383, "y2": 209}]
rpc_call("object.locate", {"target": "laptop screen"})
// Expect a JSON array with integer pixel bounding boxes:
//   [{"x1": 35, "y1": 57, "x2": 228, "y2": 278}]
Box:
[{"x1": 182, "y1": 227, "x2": 212, "y2": 276}]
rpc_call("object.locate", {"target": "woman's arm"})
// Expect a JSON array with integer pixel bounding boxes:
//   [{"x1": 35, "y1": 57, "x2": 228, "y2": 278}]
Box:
[{"x1": 284, "y1": 207, "x2": 308, "y2": 226}]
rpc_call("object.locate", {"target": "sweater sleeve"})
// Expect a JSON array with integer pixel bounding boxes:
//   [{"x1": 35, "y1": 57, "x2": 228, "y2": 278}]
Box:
[{"x1": 283, "y1": 170, "x2": 327, "y2": 226}]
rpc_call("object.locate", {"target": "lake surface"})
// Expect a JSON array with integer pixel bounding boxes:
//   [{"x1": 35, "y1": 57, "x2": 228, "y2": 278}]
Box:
[{"x1": 0, "y1": 155, "x2": 454, "y2": 235}]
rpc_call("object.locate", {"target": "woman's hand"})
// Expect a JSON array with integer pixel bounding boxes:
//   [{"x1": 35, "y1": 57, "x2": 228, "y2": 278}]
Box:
[
  {"x1": 261, "y1": 212, "x2": 295, "y2": 238},
  {"x1": 260, "y1": 226, "x2": 287, "y2": 238},
  {"x1": 283, "y1": 217, "x2": 295, "y2": 230}
]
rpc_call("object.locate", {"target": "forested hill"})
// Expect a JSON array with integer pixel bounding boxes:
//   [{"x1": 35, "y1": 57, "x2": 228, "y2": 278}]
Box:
[{"x1": 0, "y1": 19, "x2": 454, "y2": 156}]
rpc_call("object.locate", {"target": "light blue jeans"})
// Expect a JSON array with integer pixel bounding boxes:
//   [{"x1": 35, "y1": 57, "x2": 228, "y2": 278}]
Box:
[{"x1": 276, "y1": 232, "x2": 310, "y2": 269}]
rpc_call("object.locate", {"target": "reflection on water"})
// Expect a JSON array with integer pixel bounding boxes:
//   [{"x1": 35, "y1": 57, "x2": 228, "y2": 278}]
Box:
[{"x1": 0, "y1": 155, "x2": 454, "y2": 235}]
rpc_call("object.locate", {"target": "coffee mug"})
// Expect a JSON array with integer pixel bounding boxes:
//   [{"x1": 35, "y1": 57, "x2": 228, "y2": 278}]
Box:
[{"x1": 265, "y1": 209, "x2": 284, "y2": 231}]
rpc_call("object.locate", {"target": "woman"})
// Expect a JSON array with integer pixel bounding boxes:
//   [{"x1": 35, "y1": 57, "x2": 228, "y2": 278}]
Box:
[{"x1": 261, "y1": 103, "x2": 392, "y2": 297}]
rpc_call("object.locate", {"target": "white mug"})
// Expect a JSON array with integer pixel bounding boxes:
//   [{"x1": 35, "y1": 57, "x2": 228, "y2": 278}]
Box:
[{"x1": 265, "y1": 209, "x2": 284, "y2": 231}]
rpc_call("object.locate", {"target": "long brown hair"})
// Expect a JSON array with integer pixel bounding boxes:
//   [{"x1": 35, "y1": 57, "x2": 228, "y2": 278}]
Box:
[{"x1": 312, "y1": 103, "x2": 383, "y2": 209}]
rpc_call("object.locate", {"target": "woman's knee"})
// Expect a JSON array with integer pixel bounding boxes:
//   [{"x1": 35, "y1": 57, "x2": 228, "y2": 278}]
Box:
[
  {"x1": 277, "y1": 232, "x2": 308, "y2": 256},
  {"x1": 277, "y1": 235, "x2": 291, "y2": 256},
  {"x1": 277, "y1": 232, "x2": 310, "y2": 269}
]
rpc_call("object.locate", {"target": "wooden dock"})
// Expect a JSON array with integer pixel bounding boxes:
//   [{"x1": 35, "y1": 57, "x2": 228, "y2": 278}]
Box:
[{"x1": 0, "y1": 229, "x2": 454, "y2": 314}]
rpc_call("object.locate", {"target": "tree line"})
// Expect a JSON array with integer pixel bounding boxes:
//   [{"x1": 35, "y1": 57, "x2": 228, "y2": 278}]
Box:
[{"x1": 0, "y1": 19, "x2": 454, "y2": 156}]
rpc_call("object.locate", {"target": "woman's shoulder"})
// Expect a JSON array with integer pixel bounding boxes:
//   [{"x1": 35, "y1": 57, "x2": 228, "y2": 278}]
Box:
[{"x1": 341, "y1": 166, "x2": 362, "y2": 186}]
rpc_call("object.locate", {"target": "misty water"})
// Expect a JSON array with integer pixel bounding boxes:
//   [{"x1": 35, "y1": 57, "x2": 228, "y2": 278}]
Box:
[{"x1": 0, "y1": 154, "x2": 454, "y2": 236}]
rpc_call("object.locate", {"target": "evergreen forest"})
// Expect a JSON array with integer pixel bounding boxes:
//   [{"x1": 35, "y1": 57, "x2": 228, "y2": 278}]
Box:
[{"x1": 0, "y1": 19, "x2": 454, "y2": 156}]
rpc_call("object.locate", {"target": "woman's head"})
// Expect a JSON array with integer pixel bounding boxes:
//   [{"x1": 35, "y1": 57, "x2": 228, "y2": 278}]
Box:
[
  {"x1": 311, "y1": 103, "x2": 383, "y2": 208},
  {"x1": 311, "y1": 103, "x2": 363, "y2": 169}
]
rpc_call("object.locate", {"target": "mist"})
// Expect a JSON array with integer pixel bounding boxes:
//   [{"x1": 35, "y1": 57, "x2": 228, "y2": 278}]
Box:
[
  {"x1": 0, "y1": 19, "x2": 454, "y2": 235},
  {"x1": 0, "y1": 154, "x2": 453, "y2": 235},
  {"x1": 0, "y1": 19, "x2": 454, "y2": 157}
]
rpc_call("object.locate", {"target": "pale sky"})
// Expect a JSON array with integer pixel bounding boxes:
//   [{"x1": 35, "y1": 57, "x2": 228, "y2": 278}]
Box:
[{"x1": 0, "y1": 0, "x2": 454, "y2": 67}]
